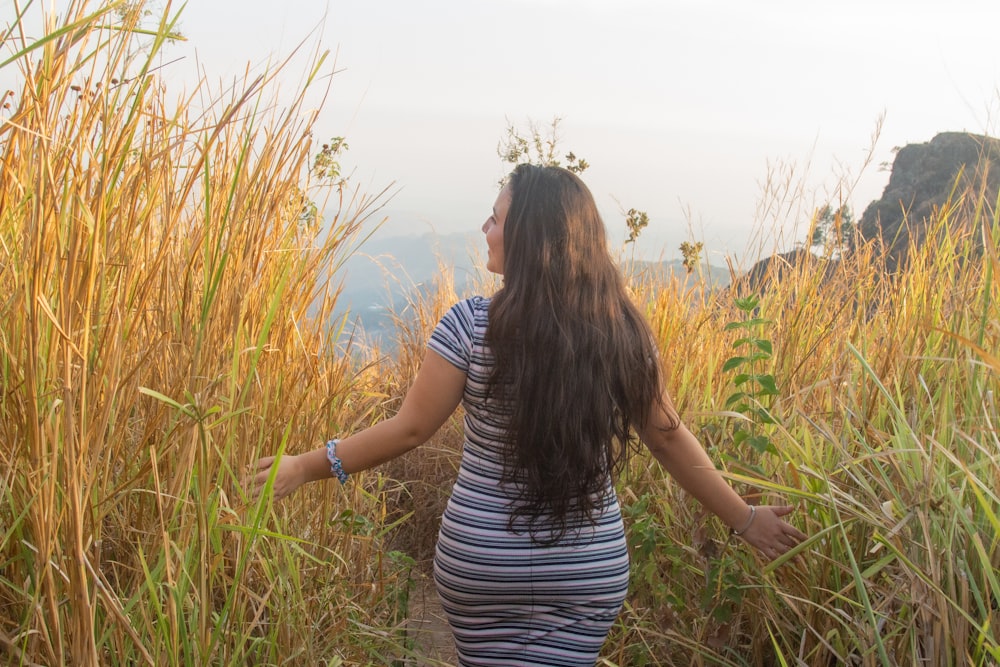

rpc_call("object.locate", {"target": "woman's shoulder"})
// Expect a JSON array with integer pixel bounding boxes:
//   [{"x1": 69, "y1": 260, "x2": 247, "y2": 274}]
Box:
[
  {"x1": 471, "y1": 295, "x2": 491, "y2": 310},
  {"x1": 436, "y1": 296, "x2": 490, "y2": 331}
]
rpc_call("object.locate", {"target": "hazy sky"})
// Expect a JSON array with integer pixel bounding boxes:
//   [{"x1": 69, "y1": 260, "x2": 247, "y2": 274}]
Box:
[{"x1": 12, "y1": 0, "x2": 1000, "y2": 262}]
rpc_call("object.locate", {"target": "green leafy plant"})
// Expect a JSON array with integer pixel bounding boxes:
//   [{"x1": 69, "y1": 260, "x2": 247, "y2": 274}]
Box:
[{"x1": 722, "y1": 294, "x2": 780, "y2": 458}]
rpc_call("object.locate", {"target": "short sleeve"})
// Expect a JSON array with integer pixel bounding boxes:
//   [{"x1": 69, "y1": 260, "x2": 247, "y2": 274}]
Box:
[{"x1": 428, "y1": 298, "x2": 478, "y2": 372}]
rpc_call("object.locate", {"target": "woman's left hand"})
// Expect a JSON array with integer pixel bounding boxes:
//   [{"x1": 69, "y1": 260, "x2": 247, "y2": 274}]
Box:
[{"x1": 737, "y1": 505, "x2": 807, "y2": 561}]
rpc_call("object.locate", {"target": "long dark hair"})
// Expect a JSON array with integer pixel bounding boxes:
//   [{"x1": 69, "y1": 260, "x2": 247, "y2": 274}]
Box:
[{"x1": 486, "y1": 164, "x2": 677, "y2": 540}]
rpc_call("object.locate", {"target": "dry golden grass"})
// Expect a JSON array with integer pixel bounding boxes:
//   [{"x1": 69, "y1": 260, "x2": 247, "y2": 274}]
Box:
[
  {"x1": 4, "y1": 2, "x2": 1000, "y2": 666},
  {"x1": 0, "y1": 3, "x2": 411, "y2": 664}
]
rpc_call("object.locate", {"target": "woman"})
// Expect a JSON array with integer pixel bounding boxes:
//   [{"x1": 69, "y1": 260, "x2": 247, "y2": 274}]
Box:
[{"x1": 253, "y1": 164, "x2": 806, "y2": 666}]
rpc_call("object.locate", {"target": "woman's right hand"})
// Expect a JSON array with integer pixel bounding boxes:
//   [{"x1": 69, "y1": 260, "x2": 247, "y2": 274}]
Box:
[{"x1": 252, "y1": 454, "x2": 304, "y2": 500}]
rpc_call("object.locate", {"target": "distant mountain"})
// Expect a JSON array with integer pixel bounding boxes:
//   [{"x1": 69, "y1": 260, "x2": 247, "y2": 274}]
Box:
[{"x1": 338, "y1": 230, "x2": 481, "y2": 308}]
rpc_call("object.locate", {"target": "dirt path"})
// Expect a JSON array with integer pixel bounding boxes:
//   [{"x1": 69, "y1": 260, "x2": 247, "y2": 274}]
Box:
[{"x1": 403, "y1": 569, "x2": 457, "y2": 666}]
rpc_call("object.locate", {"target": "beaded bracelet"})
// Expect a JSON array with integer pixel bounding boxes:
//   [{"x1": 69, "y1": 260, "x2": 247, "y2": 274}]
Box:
[
  {"x1": 325, "y1": 439, "x2": 349, "y2": 484},
  {"x1": 731, "y1": 505, "x2": 756, "y2": 536}
]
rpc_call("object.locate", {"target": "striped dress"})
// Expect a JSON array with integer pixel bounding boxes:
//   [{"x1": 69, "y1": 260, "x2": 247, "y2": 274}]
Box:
[{"x1": 428, "y1": 296, "x2": 630, "y2": 667}]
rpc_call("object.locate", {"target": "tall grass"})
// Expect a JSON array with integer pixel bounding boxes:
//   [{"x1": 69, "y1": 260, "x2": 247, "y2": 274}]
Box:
[
  {"x1": 4, "y1": 3, "x2": 1000, "y2": 667},
  {"x1": 0, "y1": 2, "x2": 411, "y2": 664},
  {"x1": 598, "y1": 175, "x2": 1000, "y2": 665}
]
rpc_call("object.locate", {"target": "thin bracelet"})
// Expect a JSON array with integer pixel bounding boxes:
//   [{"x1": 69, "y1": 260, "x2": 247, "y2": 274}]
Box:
[
  {"x1": 731, "y1": 505, "x2": 756, "y2": 536},
  {"x1": 325, "y1": 439, "x2": 349, "y2": 484}
]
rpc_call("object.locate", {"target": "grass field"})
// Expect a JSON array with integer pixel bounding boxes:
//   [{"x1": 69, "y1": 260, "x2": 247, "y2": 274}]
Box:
[{"x1": 2, "y1": 3, "x2": 999, "y2": 665}]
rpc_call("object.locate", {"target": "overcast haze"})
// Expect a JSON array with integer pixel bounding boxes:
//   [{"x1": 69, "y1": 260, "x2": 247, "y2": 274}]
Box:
[{"x1": 10, "y1": 0, "x2": 1000, "y2": 263}]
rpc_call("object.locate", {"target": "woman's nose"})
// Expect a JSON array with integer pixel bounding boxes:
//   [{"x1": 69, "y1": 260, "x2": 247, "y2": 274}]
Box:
[{"x1": 481, "y1": 220, "x2": 490, "y2": 233}]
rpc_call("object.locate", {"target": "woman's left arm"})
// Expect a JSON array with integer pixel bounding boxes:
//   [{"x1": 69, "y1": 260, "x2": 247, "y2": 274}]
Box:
[{"x1": 638, "y1": 401, "x2": 807, "y2": 560}]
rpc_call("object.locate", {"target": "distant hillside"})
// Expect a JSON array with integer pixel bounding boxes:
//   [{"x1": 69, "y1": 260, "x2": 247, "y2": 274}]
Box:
[
  {"x1": 626, "y1": 258, "x2": 731, "y2": 293},
  {"x1": 735, "y1": 248, "x2": 830, "y2": 295},
  {"x1": 335, "y1": 231, "x2": 481, "y2": 346}
]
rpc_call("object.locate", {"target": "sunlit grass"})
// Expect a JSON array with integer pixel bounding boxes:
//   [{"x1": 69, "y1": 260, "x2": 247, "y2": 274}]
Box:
[
  {"x1": 3, "y1": 2, "x2": 1000, "y2": 666},
  {"x1": 0, "y1": 2, "x2": 409, "y2": 664}
]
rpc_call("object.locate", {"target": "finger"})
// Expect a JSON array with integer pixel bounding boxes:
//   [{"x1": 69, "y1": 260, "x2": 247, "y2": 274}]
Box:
[
  {"x1": 251, "y1": 473, "x2": 272, "y2": 493},
  {"x1": 242, "y1": 469, "x2": 258, "y2": 495},
  {"x1": 255, "y1": 456, "x2": 276, "y2": 470},
  {"x1": 780, "y1": 535, "x2": 800, "y2": 549},
  {"x1": 784, "y1": 524, "x2": 808, "y2": 541}
]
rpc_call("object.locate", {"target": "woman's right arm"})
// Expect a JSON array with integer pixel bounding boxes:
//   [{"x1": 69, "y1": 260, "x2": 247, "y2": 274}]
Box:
[{"x1": 252, "y1": 348, "x2": 467, "y2": 500}]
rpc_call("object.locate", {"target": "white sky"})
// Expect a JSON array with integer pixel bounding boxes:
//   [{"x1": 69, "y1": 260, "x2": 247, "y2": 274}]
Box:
[{"x1": 9, "y1": 0, "x2": 1000, "y2": 262}]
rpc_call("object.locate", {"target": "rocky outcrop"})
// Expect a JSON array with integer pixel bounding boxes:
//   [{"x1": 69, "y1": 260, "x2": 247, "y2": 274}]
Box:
[{"x1": 857, "y1": 132, "x2": 1000, "y2": 268}]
